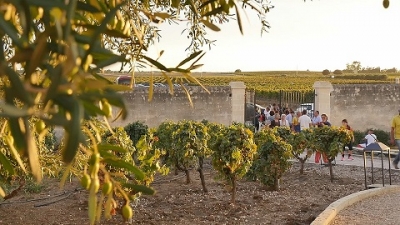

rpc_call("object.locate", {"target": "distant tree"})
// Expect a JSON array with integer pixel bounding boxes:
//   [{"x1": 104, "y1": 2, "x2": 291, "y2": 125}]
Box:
[
  {"x1": 333, "y1": 70, "x2": 343, "y2": 75},
  {"x1": 235, "y1": 69, "x2": 242, "y2": 73},
  {"x1": 386, "y1": 68, "x2": 397, "y2": 73},
  {"x1": 346, "y1": 61, "x2": 362, "y2": 73},
  {"x1": 322, "y1": 69, "x2": 330, "y2": 75}
]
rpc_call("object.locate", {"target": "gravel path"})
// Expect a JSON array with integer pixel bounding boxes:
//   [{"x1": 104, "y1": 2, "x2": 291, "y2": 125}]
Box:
[{"x1": 332, "y1": 190, "x2": 400, "y2": 225}]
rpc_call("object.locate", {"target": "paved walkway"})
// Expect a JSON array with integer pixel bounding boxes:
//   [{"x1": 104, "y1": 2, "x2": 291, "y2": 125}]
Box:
[
  {"x1": 332, "y1": 190, "x2": 400, "y2": 225},
  {"x1": 307, "y1": 149, "x2": 400, "y2": 225},
  {"x1": 302, "y1": 150, "x2": 397, "y2": 170}
]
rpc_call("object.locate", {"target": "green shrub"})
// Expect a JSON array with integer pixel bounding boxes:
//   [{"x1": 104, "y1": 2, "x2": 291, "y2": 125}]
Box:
[
  {"x1": 211, "y1": 123, "x2": 257, "y2": 203},
  {"x1": 353, "y1": 130, "x2": 366, "y2": 145},
  {"x1": 124, "y1": 121, "x2": 149, "y2": 146},
  {"x1": 252, "y1": 128, "x2": 292, "y2": 191}
]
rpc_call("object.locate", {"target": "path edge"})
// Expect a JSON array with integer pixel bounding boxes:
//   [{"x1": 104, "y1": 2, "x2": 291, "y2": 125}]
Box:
[{"x1": 311, "y1": 185, "x2": 400, "y2": 225}]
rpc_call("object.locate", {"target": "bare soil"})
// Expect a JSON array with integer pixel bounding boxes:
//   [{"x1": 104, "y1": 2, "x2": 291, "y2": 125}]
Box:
[{"x1": 1, "y1": 162, "x2": 396, "y2": 225}]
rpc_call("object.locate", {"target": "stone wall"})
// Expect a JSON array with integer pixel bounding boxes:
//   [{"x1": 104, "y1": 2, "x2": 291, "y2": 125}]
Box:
[
  {"x1": 109, "y1": 85, "x2": 233, "y2": 128},
  {"x1": 330, "y1": 84, "x2": 400, "y2": 131}
]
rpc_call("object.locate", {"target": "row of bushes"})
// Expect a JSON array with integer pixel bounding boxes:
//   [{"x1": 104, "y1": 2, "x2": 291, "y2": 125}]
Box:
[{"x1": 0, "y1": 118, "x2": 354, "y2": 222}]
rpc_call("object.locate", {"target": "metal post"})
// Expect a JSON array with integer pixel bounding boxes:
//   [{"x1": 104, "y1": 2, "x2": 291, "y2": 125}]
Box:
[
  {"x1": 389, "y1": 148, "x2": 392, "y2": 185},
  {"x1": 364, "y1": 151, "x2": 368, "y2": 189},
  {"x1": 381, "y1": 149, "x2": 385, "y2": 187},
  {"x1": 371, "y1": 151, "x2": 374, "y2": 184}
]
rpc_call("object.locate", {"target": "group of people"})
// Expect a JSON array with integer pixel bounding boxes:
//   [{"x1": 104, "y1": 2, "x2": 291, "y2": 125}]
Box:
[
  {"x1": 255, "y1": 106, "x2": 332, "y2": 133},
  {"x1": 254, "y1": 105, "x2": 365, "y2": 164}
]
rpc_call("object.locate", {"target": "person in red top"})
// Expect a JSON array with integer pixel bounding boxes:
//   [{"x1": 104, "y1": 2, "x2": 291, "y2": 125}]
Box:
[{"x1": 341, "y1": 119, "x2": 355, "y2": 161}]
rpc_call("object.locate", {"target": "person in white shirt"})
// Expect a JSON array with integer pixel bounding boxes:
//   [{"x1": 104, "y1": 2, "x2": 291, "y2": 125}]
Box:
[
  {"x1": 358, "y1": 128, "x2": 377, "y2": 148},
  {"x1": 299, "y1": 110, "x2": 312, "y2": 131},
  {"x1": 285, "y1": 109, "x2": 294, "y2": 127},
  {"x1": 312, "y1": 110, "x2": 322, "y2": 127}
]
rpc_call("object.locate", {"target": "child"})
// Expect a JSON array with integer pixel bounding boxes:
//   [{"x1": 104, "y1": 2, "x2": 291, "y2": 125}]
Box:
[
  {"x1": 341, "y1": 119, "x2": 355, "y2": 161},
  {"x1": 358, "y1": 128, "x2": 377, "y2": 148}
]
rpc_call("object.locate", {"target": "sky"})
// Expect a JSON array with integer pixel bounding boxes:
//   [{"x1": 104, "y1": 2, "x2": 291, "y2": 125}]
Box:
[{"x1": 140, "y1": 0, "x2": 400, "y2": 72}]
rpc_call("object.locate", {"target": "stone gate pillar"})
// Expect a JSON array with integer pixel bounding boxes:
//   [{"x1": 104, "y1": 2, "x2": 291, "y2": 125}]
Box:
[
  {"x1": 230, "y1": 81, "x2": 246, "y2": 124},
  {"x1": 313, "y1": 81, "x2": 333, "y2": 118}
]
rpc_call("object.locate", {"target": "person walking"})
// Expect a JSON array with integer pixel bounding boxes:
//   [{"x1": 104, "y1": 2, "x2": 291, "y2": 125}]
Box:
[
  {"x1": 341, "y1": 119, "x2": 355, "y2": 161},
  {"x1": 391, "y1": 108, "x2": 400, "y2": 169}
]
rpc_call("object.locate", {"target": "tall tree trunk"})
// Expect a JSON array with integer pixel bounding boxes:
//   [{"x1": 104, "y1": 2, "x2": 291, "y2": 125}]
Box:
[
  {"x1": 300, "y1": 158, "x2": 305, "y2": 175},
  {"x1": 231, "y1": 176, "x2": 236, "y2": 204},
  {"x1": 329, "y1": 160, "x2": 334, "y2": 182},
  {"x1": 184, "y1": 169, "x2": 191, "y2": 184},
  {"x1": 197, "y1": 157, "x2": 208, "y2": 193},
  {"x1": 273, "y1": 177, "x2": 280, "y2": 191}
]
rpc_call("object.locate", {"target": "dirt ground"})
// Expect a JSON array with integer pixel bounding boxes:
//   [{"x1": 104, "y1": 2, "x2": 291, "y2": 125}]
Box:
[{"x1": 1, "y1": 162, "x2": 397, "y2": 225}]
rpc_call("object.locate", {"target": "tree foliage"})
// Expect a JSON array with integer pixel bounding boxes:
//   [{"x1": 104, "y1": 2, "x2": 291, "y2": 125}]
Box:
[
  {"x1": 155, "y1": 120, "x2": 211, "y2": 191},
  {"x1": 211, "y1": 123, "x2": 257, "y2": 203},
  {"x1": 0, "y1": 0, "x2": 272, "y2": 222},
  {"x1": 286, "y1": 129, "x2": 314, "y2": 175},
  {"x1": 252, "y1": 128, "x2": 292, "y2": 191},
  {"x1": 312, "y1": 126, "x2": 351, "y2": 182}
]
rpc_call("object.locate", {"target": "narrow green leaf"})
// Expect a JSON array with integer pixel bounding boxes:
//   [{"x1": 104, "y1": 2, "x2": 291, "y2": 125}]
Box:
[
  {"x1": 76, "y1": 1, "x2": 101, "y2": 13},
  {"x1": 180, "y1": 82, "x2": 194, "y2": 107},
  {"x1": 92, "y1": 72, "x2": 113, "y2": 84},
  {"x1": 63, "y1": 0, "x2": 78, "y2": 40},
  {"x1": 0, "y1": 103, "x2": 31, "y2": 118},
  {"x1": 141, "y1": 55, "x2": 171, "y2": 72},
  {"x1": 176, "y1": 51, "x2": 203, "y2": 68},
  {"x1": 202, "y1": 6, "x2": 224, "y2": 17},
  {"x1": 0, "y1": 151, "x2": 15, "y2": 175},
  {"x1": 153, "y1": 12, "x2": 171, "y2": 20},
  {"x1": 189, "y1": 64, "x2": 204, "y2": 70},
  {"x1": 5, "y1": 135, "x2": 27, "y2": 174},
  {"x1": 84, "y1": 2, "x2": 125, "y2": 60},
  {"x1": 3, "y1": 67, "x2": 33, "y2": 106},
  {"x1": 0, "y1": 16, "x2": 26, "y2": 49},
  {"x1": 26, "y1": 0, "x2": 67, "y2": 8},
  {"x1": 95, "y1": 54, "x2": 127, "y2": 69},
  {"x1": 233, "y1": 1, "x2": 243, "y2": 35},
  {"x1": 98, "y1": 148, "x2": 116, "y2": 159},
  {"x1": 79, "y1": 24, "x2": 130, "y2": 38},
  {"x1": 61, "y1": 99, "x2": 84, "y2": 164},
  {"x1": 103, "y1": 158, "x2": 145, "y2": 180},
  {"x1": 189, "y1": 52, "x2": 206, "y2": 69},
  {"x1": 171, "y1": 0, "x2": 180, "y2": 8},
  {"x1": 200, "y1": 0, "x2": 218, "y2": 9},
  {"x1": 43, "y1": 65, "x2": 63, "y2": 106},
  {"x1": 7, "y1": 118, "x2": 27, "y2": 155},
  {"x1": 25, "y1": 119, "x2": 42, "y2": 182},
  {"x1": 82, "y1": 100, "x2": 105, "y2": 117},
  {"x1": 98, "y1": 144, "x2": 128, "y2": 153},
  {"x1": 105, "y1": 84, "x2": 132, "y2": 92},
  {"x1": 0, "y1": 185, "x2": 5, "y2": 198},
  {"x1": 201, "y1": 20, "x2": 221, "y2": 32},
  {"x1": 122, "y1": 183, "x2": 155, "y2": 195},
  {"x1": 161, "y1": 72, "x2": 174, "y2": 95}
]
